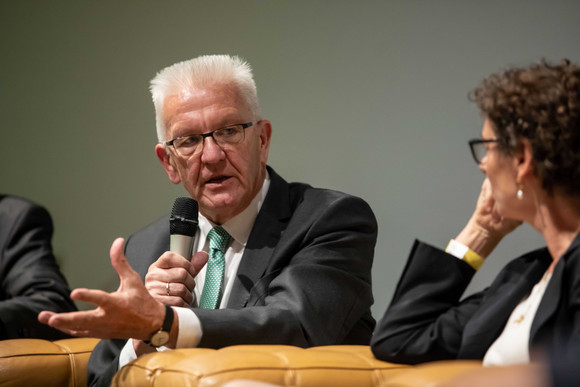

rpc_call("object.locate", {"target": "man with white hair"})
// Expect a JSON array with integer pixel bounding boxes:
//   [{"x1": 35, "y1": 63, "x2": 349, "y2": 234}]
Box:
[{"x1": 39, "y1": 55, "x2": 377, "y2": 386}]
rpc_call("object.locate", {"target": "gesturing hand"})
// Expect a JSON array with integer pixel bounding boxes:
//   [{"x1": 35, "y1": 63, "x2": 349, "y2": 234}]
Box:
[
  {"x1": 144, "y1": 250, "x2": 209, "y2": 307},
  {"x1": 38, "y1": 238, "x2": 166, "y2": 340}
]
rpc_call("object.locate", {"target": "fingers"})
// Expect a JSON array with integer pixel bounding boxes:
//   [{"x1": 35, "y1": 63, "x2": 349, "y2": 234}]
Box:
[
  {"x1": 145, "y1": 251, "x2": 199, "y2": 296},
  {"x1": 40, "y1": 241, "x2": 166, "y2": 340},
  {"x1": 70, "y1": 288, "x2": 115, "y2": 306},
  {"x1": 109, "y1": 238, "x2": 145, "y2": 292},
  {"x1": 38, "y1": 310, "x2": 55, "y2": 324},
  {"x1": 151, "y1": 282, "x2": 194, "y2": 306},
  {"x1": 38, "y1": 303, "x2": 153, "y2": 340},
  {"x1": 110, "y1": 237, "x2": 134, "y2": 279},
  {"x1": 144, "y1": 250, "x2": 208, "y2": 308},
  {"x1": 477, "y1": 179, "x2": 494, "y2": 208},
  {"x1": 152, "y1": 251, "x2": 198, "y2": 276},
  {"x1": 42, "y1": 309, "x2": 101, "y2": 331},
  {"x1": 148, "y1": 267, "x2": 196, "y2": 289},
  {"x1": 481, "y1": 177, "x2": 491, "y2": 191},
  {"x1": 191, "y1": 250, "x2": 209, "y2": 275},
  {"x1": 145, "y1": 252, "x2": 198, "y2": 307},
  {"x1": 145, "y1": 275, "x2": 194, "y2": 306},
  {"x1": 62, "y1": 329, "x2": 93, "y2": 337}
]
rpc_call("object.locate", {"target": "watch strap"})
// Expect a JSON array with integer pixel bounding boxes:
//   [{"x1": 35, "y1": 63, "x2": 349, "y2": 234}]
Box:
[
  {"x1": 144, "y1": 304, "x2": 174, "y2": 346},
  {"x1": 160, "y1": 304, "x2": 174, "y2": 333}
]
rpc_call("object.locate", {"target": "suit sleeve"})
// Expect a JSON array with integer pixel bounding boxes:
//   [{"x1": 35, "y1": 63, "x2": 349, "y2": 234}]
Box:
[
  {"x1": 549, "y1": 244, "x2": 580, "y2": 387},
  {"x1": 371, "y1": 240, "x2": 485, "y2": 364},
  {"x1": 195, "y1": 193, "x2": 377, "y2": 348},
  {"x1": 0, "y1": 200, "x2": 77, "y2": 339},
  {"x1": 87, "y1": 339, "x2": 127, "y2": 387}
]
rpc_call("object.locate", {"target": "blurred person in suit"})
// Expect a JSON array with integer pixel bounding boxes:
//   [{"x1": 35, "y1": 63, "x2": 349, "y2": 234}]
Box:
[{"x1": 0, "y1": 194, "x2": 76, "y2": 339}]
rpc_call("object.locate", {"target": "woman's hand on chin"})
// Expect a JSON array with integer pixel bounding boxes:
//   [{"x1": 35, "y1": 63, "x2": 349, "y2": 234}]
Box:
[{"x1": 455, "y1": 178, "x2": 522, "y2": 258}]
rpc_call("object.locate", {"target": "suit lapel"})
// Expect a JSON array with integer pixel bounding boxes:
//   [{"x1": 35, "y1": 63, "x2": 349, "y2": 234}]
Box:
[
  {"x1": 226, "y1": 167, "x2": 292, "y2": 309},
  {"x1": 530, "y1": 233, "x2": 580, "y2": 345},
  {"x1": 530, "y1": 260, "x2": 563, "y2": 345}
]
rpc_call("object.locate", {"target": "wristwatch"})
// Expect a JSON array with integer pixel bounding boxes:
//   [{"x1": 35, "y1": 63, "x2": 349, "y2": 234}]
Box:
[{"x1": 145, "y1": 304, "x2": 174, "y2": 347}]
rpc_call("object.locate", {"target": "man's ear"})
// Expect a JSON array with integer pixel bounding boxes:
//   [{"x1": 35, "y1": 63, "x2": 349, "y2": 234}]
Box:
[
  {"x1": 155, "y1": 144, "x2": 182, "y2": 184},
  {"x1": 257, "y1": 120, "x2": 272, "y2": 164},
  {"x1": 515, "y1": 138, "x2": 534, "y2": 182}
]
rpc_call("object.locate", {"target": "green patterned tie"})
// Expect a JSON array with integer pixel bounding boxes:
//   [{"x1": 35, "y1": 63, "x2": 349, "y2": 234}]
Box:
[{"x1": 199, "y1": 226, "x2": 231, "y2": 309}]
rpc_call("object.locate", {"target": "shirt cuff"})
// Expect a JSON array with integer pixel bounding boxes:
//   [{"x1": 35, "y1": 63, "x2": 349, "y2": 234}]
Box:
[
  {"x1": 446, "y1": 239, "x2": 484, "y2": 271},
  {"x1": 173, "y1": 307, "x2": 203, "y2": 348},
  {"x1": 119, "y1": 339, "x2": 138, "y2": 369},
  {"x1": 118, "y1": 306, "x2": 203, "y2": 370}
]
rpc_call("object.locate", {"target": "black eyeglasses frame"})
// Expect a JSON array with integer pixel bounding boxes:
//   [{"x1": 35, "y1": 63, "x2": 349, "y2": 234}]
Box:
[
  {"x1": 468, "y1": 138, "x2": 500, "y2": 164},
  {"x1": 164, "y1": 121, "x2": 255, "y2": 157}
]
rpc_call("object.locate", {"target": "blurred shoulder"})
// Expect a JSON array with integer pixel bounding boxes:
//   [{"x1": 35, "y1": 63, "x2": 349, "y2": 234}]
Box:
[{"x1": 0, "y1": 194, "x2": 51, "y2": 223}]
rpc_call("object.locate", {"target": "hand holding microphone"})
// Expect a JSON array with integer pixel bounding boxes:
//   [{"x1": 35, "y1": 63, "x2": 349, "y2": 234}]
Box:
[{"x1": 144, "y1": 197, "x2": 209, "y2": 307}]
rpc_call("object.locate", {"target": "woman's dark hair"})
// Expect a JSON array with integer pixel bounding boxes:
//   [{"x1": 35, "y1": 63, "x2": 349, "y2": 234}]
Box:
[{"x1": 471, "y1": 59, "x2": 580, "y2": 195}]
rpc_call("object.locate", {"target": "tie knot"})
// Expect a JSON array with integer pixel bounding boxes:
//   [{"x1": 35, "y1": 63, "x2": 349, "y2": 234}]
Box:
[{"x1": 208, "y1": 226, "x2": 231, "y2": 252}]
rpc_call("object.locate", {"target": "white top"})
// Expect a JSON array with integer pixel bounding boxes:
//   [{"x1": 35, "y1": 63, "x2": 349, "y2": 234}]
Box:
[
  {"x1": 483, "y1": 271, "x2": 552, "y2": 366},
  {"x1": 119, "y1": 173, "x2": 271, "y2": 368}
]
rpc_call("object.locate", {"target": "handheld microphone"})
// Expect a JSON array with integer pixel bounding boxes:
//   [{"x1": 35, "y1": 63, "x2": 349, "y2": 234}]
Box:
[{"x1": 169, "y1": 197, "x2": 199, "y2": 259}]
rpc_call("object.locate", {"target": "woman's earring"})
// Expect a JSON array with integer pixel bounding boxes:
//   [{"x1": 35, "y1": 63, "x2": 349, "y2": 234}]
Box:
[{"x1": 516, "y1": 184, "x2": 524, "y2": 200}]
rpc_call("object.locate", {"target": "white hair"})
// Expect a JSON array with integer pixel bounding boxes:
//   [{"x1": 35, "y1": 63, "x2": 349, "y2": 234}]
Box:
[{"x1": 150, "y1": 55, "x2": 262, "y2": 142}]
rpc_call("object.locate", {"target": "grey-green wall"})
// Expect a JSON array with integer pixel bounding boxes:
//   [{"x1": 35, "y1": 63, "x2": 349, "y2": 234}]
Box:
[{"x1": 1, "y1": 1, "x2": 579, "y2": 318}]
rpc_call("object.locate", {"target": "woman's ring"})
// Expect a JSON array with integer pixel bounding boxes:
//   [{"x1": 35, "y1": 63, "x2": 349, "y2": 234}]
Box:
[{"x1": 165, "y1": 282, "x2": 170, "y2": 296}]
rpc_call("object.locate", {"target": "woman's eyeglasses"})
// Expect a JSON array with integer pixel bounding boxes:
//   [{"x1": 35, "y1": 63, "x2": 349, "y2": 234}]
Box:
[{"x1": 468, "y1": 138, "x2": 500, "y2": 164}]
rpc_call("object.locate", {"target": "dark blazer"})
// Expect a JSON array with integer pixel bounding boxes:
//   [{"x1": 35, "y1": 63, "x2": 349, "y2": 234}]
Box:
[
  {"x1": 88, "y1": 167, "x2": 377, "y2": 386},
  {"x1": 0, "y1": 195, "x2": 77, "y2": 339},
  {"x1": 371, "y1": 235, "x2": 580, "y2": 365},
  {"x1": 550, "y1": 349, "x2": 580, "y2": 387}
]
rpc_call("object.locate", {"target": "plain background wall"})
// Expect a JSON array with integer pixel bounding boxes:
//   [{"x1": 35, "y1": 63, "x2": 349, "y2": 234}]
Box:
[{"x1": 1, "y1": 1, "x2": 579, "y2": 318}]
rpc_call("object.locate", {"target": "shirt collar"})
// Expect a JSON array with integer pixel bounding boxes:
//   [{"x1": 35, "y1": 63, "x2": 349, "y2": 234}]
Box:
[{"x1": 198, "y1": 170, "x2": 271, "y2": 246}]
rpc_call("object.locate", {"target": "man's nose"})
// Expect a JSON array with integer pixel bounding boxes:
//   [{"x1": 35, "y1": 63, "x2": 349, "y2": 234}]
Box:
[{"x1": 200, "y1": 136, "x2": 225, "y2": 163}]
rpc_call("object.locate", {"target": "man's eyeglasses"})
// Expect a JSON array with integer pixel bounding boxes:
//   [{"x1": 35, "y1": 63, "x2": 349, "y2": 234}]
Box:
[
  {"x1": 468, "y1": 138, "x2": 500, "y2": 164},
  {"x1": 165, "y1": 122, "x2": 255, "y2": 158}
]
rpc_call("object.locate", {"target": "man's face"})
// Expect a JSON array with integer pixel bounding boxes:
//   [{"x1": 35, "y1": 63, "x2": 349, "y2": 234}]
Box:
[{"x1": 155, "y1": 85, "x2": 271, "y2": 224}]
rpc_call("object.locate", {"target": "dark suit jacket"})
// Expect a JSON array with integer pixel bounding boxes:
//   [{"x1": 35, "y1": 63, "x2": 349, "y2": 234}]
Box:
[
  {"x1": 88, "y1": 167, "x2": 377, "y2": 386},
  {"x1": 550, "y1": 349, "x2": 580, "y2": 387},
  {"x1": 0, "y1": 195, "x2": 77, "y2": 339},
  {"x1": 371, "y1": 235, "x2": 580, "y2": 365}
]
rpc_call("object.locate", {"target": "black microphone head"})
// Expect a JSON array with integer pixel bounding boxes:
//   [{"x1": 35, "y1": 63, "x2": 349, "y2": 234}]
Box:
[{"x1": 170, "y1": 197, "x2": 198, "y2": 237}]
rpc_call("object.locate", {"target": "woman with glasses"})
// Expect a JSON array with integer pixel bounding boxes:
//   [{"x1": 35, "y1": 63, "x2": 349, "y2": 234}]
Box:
[{"x1": 371, "y1": 59, "x2": 580, "y2": 378}]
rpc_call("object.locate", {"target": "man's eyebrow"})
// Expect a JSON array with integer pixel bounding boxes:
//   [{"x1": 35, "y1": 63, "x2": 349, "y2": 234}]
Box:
[{"x1": 215, "y1": 115, "x2": 246, "y2": 127}]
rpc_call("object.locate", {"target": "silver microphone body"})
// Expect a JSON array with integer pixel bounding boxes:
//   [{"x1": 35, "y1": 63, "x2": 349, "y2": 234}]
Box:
[{"x1": 170, "y1": 234, "x2": 194, "y2": 259}]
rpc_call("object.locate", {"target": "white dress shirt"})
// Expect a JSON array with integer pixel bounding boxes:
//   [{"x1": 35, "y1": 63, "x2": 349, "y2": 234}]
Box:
[{"x1": 119, "y1": 173, "x2": 270, "y2": 368}]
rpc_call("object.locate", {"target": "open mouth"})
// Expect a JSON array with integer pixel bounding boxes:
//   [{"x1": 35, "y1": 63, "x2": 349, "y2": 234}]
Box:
[{"x1": 206, "y1": 176, "x2": 230, "y2": 184}]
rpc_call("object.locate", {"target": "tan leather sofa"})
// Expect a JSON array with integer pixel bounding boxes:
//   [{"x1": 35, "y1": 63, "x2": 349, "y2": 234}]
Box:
[
  {"x1": 0, "y1": 338, "x2": 487, "y2": 386},
  {"x1": 112, "y1": 345, "x2": 484, "y2": 387},
  {"x1": 0, "y1": 337, "x2": 99, "y2": 387}
]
